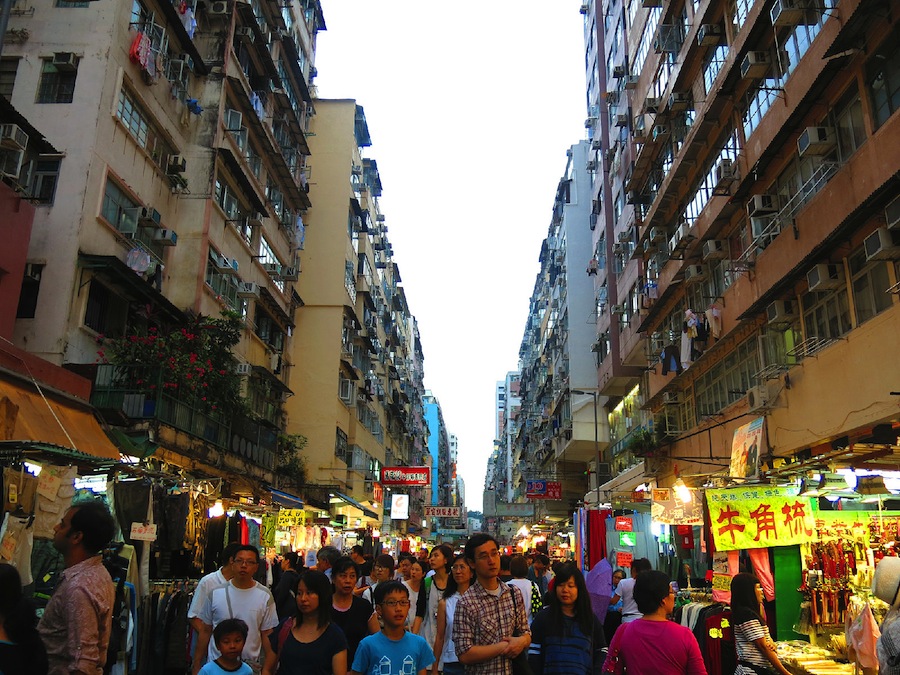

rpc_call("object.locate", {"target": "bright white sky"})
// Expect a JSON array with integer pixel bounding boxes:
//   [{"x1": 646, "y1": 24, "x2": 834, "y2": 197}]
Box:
[{"x1": 315, "y1": 1, "x2": 588, "y2": 513}]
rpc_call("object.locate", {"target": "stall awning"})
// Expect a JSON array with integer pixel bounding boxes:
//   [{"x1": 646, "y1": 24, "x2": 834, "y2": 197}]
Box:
[
  {"x1": 331, "y1": 491, "x2": 379, "y2": 519},
  {"x1": 269, "y1": 487, "x2": 304, "y2": 508},
  {"x1": 0, "y1": 378, "x2": 121, "y2": 460}
]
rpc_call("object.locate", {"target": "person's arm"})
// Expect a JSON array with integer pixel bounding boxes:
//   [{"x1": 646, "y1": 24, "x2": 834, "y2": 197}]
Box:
[
  {"x1": 192, "y1": 622, "x2": 212, "y2": 675},
  {"x1": 505, "y1": 587, "x2": 531, "y2": 658},
  {"x1": 752, "y1": 636, "x2": 790, "y2": 675},
  {"x1": 527, "y1": 611, "x2": 545, "y2": 674},
  {"x1": 610, "y1": 593, "x2": 621, "y2": 605},
  {"x1": 684, "y1": 629, "x2": 709, "y2": 675},
  {"x1": 259, "y1": 628, "x2": 275, "y2": 673},
  {"x1": 65, "y1": 587, "x2": 106, "y2": 675},
  {"x1": 332, "y1": 649, "x2": 348, "y2": 675},
  {"x1": 367, "y1": 610, "x2": 381, "y2": 634},
  {"x1": 432, "y1": 599, "x2": 447, "y2": 675},
  {"x1": 458, "y1": 641, "x2": 512, "y2": 664},
  {"x1": 454, "y1": 598, "x2": 508, "y2": 665},
  {"x1": 261, "y1": 643, "x2": 279, "y2": 675}
]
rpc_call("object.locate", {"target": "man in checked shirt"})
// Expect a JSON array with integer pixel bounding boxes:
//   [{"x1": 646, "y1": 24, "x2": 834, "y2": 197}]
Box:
[{"x1": 453, "y1": 533, "x2": 531, "y2": 675}]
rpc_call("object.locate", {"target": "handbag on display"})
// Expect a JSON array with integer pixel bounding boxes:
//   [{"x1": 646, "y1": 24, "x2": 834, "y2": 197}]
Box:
[{"x1": 509, "y1": 587, "x2": 535, "y2": 675}]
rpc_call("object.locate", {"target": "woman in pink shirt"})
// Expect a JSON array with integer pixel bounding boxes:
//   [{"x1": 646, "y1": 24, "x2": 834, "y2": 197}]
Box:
[{"x1": 603, "y1": 570, "x2": 707, "y2": 675}]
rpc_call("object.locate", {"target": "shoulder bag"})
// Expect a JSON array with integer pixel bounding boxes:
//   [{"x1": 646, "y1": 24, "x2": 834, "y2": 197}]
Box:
[{"x1": 602, "y1": 622, "x2": 631, "y2": 675}]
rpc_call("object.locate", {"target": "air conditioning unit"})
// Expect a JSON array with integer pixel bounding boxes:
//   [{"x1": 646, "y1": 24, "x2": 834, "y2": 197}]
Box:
[
  {"x1": 663, "y1": 391, "x2": 679, "y2": 404},
  {"x1": 235, "y1": 363, "x2": 253, "y2": 376},
  {"x1": 771, "y1": 0, "x2": 806, "y2": 26},
  {"x1": 702, "y1": 239, "x2": 727, "y2": 261},
  {"x1": 652, "y1": 124, "x2": 670, "y2": 142},
  {"x1": 714, "y1": 159, "x2": 734, "y2": 186},
  {"x1": 747, "y1": 194, "x2": 779, "y2": 217},
  {"x1": 579, "y1": 2, "x2": 590, "y2": 14},
  {"x1": 586, "y1": 159, "x2": 598, "y2": 172},
  {"x1": 166, "y1": 154, "x2": 187, "y2": 175},
  {"x1": 684, "y1": 264, "x2": 707, "y2": 283},
  {"x1": 216, "y1": 256, "x2": 240, "y2": 275},
  {"x1": 235, "y1": 26, "x2": 255, "y2": 41},
  {"x1": 625, "y1": 75, "x2": 639, "y2": 90},
  {"x1": 248, "y1": 211, "x2": 264, "y2": 227},
  {"x1": 584, "y1": 116, "x2": 598, "y2": 129},
  {"x1": 643, "y1": 239, "x2": 658, "y2": 253},
  {"x1": 644, "y1": 96, "x2": 659, "y2": 113},
  {"x1": 615, "y1": 113, "x2": 629, "y2": 127},
  {"x1": 611, "y1": 304, "x2": 627, "y2": 314},
  {"x1": 618, "y1": 229, "x2": 632, "y2": 243},
  {"x1": 0, "y1": 124, "x2": 28, "y2": 151},
  {"x1": 208, "y1": 0, "x2": 229, "y2": 15},
  {"x1": 237, "y1": 282, "x2": 261, "y2": 298},
  {"x1": 650, "y1": 226, "x2": 667, "y2": 243},
  {"x1": 642, "y1": 0, "x2": 661, "y2": 7},
  {"x1": 864, "y1": 227, "x2": 900, "y2": 262},
  {"x1": 741, "y1": 51, "x2": 771, "y2": 79},
  {"x1": 591, "y1": 139, "x2": 603, "y2": 150},
  {"x1": 750, "y1": 216, "x2": 773, "y2": 240},
  {"x1": 746, "y1": 385, "x2": 770, "y2": 412},
  {"x1": 0, "y1": 148, "x2": 24, "y2": 180},
  {"x1": 672, "y1": 222, "x2": 694, "y2": 248},
  {"x1": 887, "y1": 195, "x2": 900, "y2": 230},
  {"x1": 697, "y1": 24, "x2": 723, "y2": 46},
  {"x1": 797, "y1": 126, "x2": 835, "y2": 157},
  {"x1": 262, "y1": 262, "x2": 282, "y2": 275},
  {"x1": 279, "y1": 266, "x2": 299, "y2": 281},
  {"x1": 767, "y1": 299, "x2": 798, "y2": 324},
  {"x1": 153, "y1": 229, "x2": 178, "y2": 246},
  {"x1": 669, "y1": 91, "x2": 692, "y2": 112},
  {"x1": 806, "y1": 263, "x2": 842, "y2": 291},
  {"x1": 612, "y1": 242, "x2": 625, "y2": 254},
  {"x1": 610, "y1": 65, "x2": 624, "y2": 79},
  {"x1": 52, "y1": 52, "x2": 78, "y2": 71},
  {"x1": 138, "y1": 206, "x2": 162, "y2": 228}
]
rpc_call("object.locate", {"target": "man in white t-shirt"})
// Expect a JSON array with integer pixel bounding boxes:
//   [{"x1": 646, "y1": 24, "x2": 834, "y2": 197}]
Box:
[
  {"x1": 610, "y1": 557, "x2": 652, "y2": 623},
  {"x1": 188, "y1": 542, "x2": 241, "y2": 670},
  {"x1": 193, "y1": 545, "x2": 278, "y2": 675}
]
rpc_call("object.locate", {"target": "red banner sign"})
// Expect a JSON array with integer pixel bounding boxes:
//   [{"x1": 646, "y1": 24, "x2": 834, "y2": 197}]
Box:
[
  {"x1": 526, "y1": 480, "x2": 562, "y2": 499},
  {"x1": 616, "y1": 551, "x2": 634, "y2": 567},
  {"x1": 381, "y1": 466, "x2": 430, "y2": 486},
  {"x1": 614, "y1": 516, "x2": 633, "y2": 532},
  {"x1": 372, "y1": 482, "x2": 383, "y2": 505}
]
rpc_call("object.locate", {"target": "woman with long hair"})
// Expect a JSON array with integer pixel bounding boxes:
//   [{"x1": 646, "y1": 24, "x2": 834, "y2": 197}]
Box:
[
  {"x1": 431, "y1": 555, "x2": 474, "y2": 675},
  {"x1": 528, "y1": 563, "x2": 605, "y2": 675},
  {"x1": 602, "y1": 570, "x2": 706, "y2": 675},
  {"x1": 0, "y1": 563, "x2": 47, "y2": 675},
  {"x1": 403, "y1": 558, "x2": 427, "y2": 632},
  {"x1": 262, "y1": 570, "x2": 348, "y2": 675},
  {"x1": 731, "y1": 573, "x2": 791, "y2": 675},
  {"x1": 419, "y1": 544, "x2": 453, "y2": 649},
  {"x1": 330, "y1": 557, "x2": 379, "y2": 666}
]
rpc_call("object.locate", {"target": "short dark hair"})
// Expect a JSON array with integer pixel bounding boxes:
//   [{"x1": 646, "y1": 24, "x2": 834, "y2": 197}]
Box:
[
  {"x1": 409, "y1": 559, "x2": 427, "y2": 576},
  {"x1": 213, "y1": 618, "x2": 248, "y2": 644},
  {"x1": 331, "y1": 556, "x2": 359, "y2": 579},
  {"x1": 350, "y1": 545, "x2": 365, "y2": 557},
  {"x1": 221, "y1": 542, "x2": 242, "y2": 567},
  {"x1": 730, "y1": 573, "x2": 764, "y2": 623},
  {"x1": 282, "y1": 552, "x2": 299, "y2": 570},
  {"x1": 634, "y1": 570, "x2": 672, "y2": 615},
  {"x1": 69, "y1": 502, "x2": 115, "y2": 554},
  {"x1": 534, "y1": 554, "x2": 550, "y2": 566},
  {"x1": 499, "y1": 555, "x2": 511, "y2": 571},
  {"x1": 430, "y1": 544, "x2": 454, "y2": 574},
  {"x1": 631, "y1": 558, "x2": 652, "y2": 574},
  {"x1": 232, "y1": 545, "x2": 260, "y2": 563},
  {"x1": 374, "y1": 553, "x2": 395, "y2": 571},
  {"x1": 374, "y1": 580, "x2": 408, "y2": 605},
  {"x1": 464, "y1": 533, "x2": 498, "y2": 563},
  {"x1": 509, "y1": 556, "x2": 529, "y2": 578},
  {"x1": 297, "y1": 570, "x2": 333, "y2": 628},
  {"x1": 317, "y1": 546, "x2": 340, "y2": 567}
]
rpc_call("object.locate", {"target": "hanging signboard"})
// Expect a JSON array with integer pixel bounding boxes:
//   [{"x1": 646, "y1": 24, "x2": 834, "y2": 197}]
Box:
[
  {"x1": 390, "y1": 493, "x2": 409, "y2": 520},
  {"x1": 526, "y1": 480, "x2": 562, "y2": 499},
  {"x1": 705, "y1": 487, "x2": 816, "y2": 551},
  {"x1": 614, "y1": 516, "x2": 633, "y2": 531},
  {"x1": 616, "y1": 551, "x2": 634, "y2": 567},
  {"x1": 424, "y1": 506, "x2": 463, "y2": 518},
  {"x1": 730, "y1": 417, "x2": 765, "y2": 479},
  {"x1": 277, "y1": 509, "x2": 306, "y2": 528},
  {"x1": 651, "y1": 487, "x2": 704, "y2": 525},
  {"x1": 381, "y1": 467, "x2": 430, "y2": 486}
]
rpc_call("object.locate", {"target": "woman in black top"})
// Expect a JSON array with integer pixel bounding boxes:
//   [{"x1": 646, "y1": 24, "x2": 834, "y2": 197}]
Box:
[
  {"x1": 273, "y1": 552, "x2": 302, "y2": 621},
  {"x1": 329, "y1": 557, "x2": 379, "y2": 665},
  {"x1": 0, "y1": 563, "x2": 48, "y2": 675}
]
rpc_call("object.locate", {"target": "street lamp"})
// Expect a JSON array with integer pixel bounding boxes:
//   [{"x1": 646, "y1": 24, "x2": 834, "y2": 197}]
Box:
[{"x1": 571, "y1": 390, "x2": 602, "y2": 505}]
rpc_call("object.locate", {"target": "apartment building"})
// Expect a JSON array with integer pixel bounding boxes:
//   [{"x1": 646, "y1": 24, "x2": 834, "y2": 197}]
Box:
[
  {"x1": 3, "y1": 0, "x2": 322, "y2": 493},
  {"x1": 583, "y1": 0, "x2": 900, "y2": 491},
  {"x1": 509, "y1": 141, "x2": 600, "y2": 517},
  {"x1": 288, "y1": 99, "x2": 430, "y2": 535}
]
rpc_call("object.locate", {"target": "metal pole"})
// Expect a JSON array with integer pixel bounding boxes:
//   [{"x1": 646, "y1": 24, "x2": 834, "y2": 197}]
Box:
[{"x1": 593, "y1": 393, "x2": 601, "y2": 500}]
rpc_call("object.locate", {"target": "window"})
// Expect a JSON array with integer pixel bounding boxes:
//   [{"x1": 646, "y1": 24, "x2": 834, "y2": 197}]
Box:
[
  {"x1": 344, "y1": 260, "x2": 357, "y2": 303},
  {"x1": 334, "y1": 428, "x2": 349, "y2": 463},
  {"x1": 28, "y1": 159, "x2": 61, "y2": 204},
  {"x1": 338, "y1": 376, "x2": 355, "y2": 406},
  {"x1": 16, "y1": 263, "x2": 43, "y2": 319},
  {"x1": 259, "y1": 237, "x2": 285, "y2": 293},
  {"x1": 868, "y1": 34, "x2": 900, "y2": 130},
  {"x1": 254, "y1": 306, "x2": 284, "y2": 352},
  {"x1": 849, "y1": 249, "x2": 892, "y2": 325},
  {"x1": 693, "y1": 336, "x2": 759, "y2": 419},
  {"x1": 116, "y1": 87, "x2": 175, "y2": 169},
  {"x1": 204, "y1": 254, "x2": 247, "y2": 318},
  {"x1": 801, "y1": 286, "x2": 850, "y2": 340},
  {"x1": 37, "y1": 58, "x2": 77, "y2": 104},
  {"x1": 832, "y1": 89, "x2": 866, "y2": 160},
  {"x1": 84, "y1": 280, "x2": 129, "y2": 336},
  {"x1": 56, "y1": 0, "x2": 89, "y2": 6},
  {"x1": 101, "y1": 178, "x2": 139, "y2": 234},
  {"x1": 0, "y1": 57, "x2": 18, "y2": 100}
]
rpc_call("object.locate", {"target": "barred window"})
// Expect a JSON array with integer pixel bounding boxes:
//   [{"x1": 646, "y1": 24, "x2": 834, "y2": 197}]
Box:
[
  {"x1": 37, "y1": 59, "x2": 77, "y2": 104},
  {"x1": 116, "y1": 87, "x2": 175, "y2": 169}
]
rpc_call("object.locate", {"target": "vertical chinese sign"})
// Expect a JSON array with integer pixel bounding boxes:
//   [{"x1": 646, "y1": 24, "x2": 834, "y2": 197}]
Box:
[{"x1": 705, "y1": 487, "x2": 816, "y2": 551}]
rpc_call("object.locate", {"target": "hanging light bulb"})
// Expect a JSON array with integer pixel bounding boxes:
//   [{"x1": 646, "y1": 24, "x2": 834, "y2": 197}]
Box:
[
  {"x1": 673, "y1": 478, "x2": 693, "y2": 503},
  {"x1": 208, "y1": 500, "x2": 225, "y2": 518}
]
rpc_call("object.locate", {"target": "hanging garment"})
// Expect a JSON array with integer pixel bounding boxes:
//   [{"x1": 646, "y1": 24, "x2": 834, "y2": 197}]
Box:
[
  {"x1": 661, "y1": 345, "x2": 683, "y2": 376},
  {"x1": 846, "y1": 602, "x2": 880, "y2": 669},
  {"x1": 706, "y1": 306, "x2": 722, "y2": 339},
  {"x1": 680, "y1": 327, "x2": 693, "y2": 369},
  {"x1": 749, "y1": 548, "x2": 775, "y2": 601},
  {"x1": 0, "y1": 512, "x2": 34, "y2": 585},
  {"x1": 32, "y1": 465, "x2": 77, "y2": 539}
]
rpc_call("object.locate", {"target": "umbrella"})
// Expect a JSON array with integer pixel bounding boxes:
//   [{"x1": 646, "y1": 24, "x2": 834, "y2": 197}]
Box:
[{"x1": 586, "y1": 558, "x2": 613, "y2": 623}]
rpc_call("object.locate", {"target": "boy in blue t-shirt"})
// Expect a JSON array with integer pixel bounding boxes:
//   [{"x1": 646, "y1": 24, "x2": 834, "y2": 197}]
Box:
[
  {"x1": 199, "y1": 618, "x2": 252, "y2": 675},
  {"x1": 350, "y1": 580, "x2": 434, "y2": 675}
]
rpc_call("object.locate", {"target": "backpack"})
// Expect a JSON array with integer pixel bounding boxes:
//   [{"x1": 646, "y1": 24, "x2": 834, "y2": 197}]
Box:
[{"x1": 101, "y1": 548, "x2": 130, "y2": 675}]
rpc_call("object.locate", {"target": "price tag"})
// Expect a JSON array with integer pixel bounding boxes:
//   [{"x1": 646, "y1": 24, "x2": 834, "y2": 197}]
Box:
[
  {"x1": 0, "y1": 533, "x2": 17, "y2": 560},
  {"x1": 712, "y1": 572, "x2": 732, "y2": 592},
  {"x1": 130, "y1": 522, "x2": 158, "y2": 541},
  {"x1": 38, "y1": 470, "x2": 62, "y2": 500},
  {"x1": 614, "y1": 516, "x2": 633, "y2": 532},
  {"x1": 7, "y1": 482, "x2": 16, "y2": 505},
  {"x1": 616, "y1": 551, "x2": 634, "y2": 567}
]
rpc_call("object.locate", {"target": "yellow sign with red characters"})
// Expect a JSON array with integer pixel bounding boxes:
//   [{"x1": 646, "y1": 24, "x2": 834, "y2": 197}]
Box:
[{"x1": 705, "y1": 487, "x2": 817, "y2": 551}]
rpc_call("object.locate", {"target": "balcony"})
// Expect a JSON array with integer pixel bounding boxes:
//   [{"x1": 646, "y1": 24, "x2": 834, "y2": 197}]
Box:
[{"x1": 91, "y1": 364, "x2": 276, "y2": 470}]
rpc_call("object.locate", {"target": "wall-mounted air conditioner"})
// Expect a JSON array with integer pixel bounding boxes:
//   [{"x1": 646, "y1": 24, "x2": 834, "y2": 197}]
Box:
[
  {"x1": 747, "y1": 194, "x2": 779, "y2": 217},
  {"x1": 0, "y1": 124, "x2": 28, "y2": 151},
  {"x1": 669, "y1": 91, "x2": 692, "y2": 112},
  {"x1": 235, "y1": 26, "x2": 255, "y2": 41},
  {"x1": 771, "y1": 0, "x2": 807, "y2": 26},
  {"x1": 611, "y1": 304, "x2": 627, "y2": 314},
  {"x1": 767, "y1": 299, "x2": 798, "y2": 324},
  {"x1": 262, "y1": 262, "x2": 282, "y2": 275},
  {"x1": 615, "y1": 113, "x2": 629, "y2": 127},
  {"x1": 612, "y1": 65, "x2": 625, "y2": 78},
  {"x1": 702, "y1": 239, "x2": 727, "y2": 261},
  {"x1": 746, "y1": 385, "x2": 770, "y2": 412},
  {"x1": 652, "y1": 124, "x2": 670, "y2": 142},
  {"x1": 235, "y1": 363, "x2": 253, "y2": 376},
  {"x1": 138, "y1": 206, "x2": 162, "y2": 228},
  {"x1": 684, "y1": 264, "x2": 707, "y2": 283},
  {"x1": 644, "y1": 97, "x2": 659, "y2": 113},
  {"x1": 166, "y1": 155, "x2": 186, "y2": 175},
  {"x1": 216, "y1": 256, "x2": 240, "y2": 275},
  {"x1": 618, "y1": 229, "x2": 632, "y2": 243},
  {"x1": 237, "y1": 282, "x2": 261, "y2": 298},
  {"x1": 806, "y1": 263, "x2": 842, "y2": 291},
  {"x1": 208, "y1": 1, "x2": 229, "y2": 15},
  {"x1": 625, "y1": 75, "x2": 639, "y2": 90},
  {"x1": 741, "y1": 51, "x2": 770, "y2": 79},
  {"x1": 714, "y1": 159, "x2": 734, "y2": 187},
  {"x1": 153, "y1": 229, "x2": 178, "y2": 246},
  {"x1": 864, "y1": 227, "x2": 900, "y2": 262},
  {"x1": 797, "y1": 126, "x2": 835, "y2": 157},
  {"x1": 279, "y1": 266, "x2": 299, "y2": 281},
  {"x1": 697, "y1": 24, "x2": 723, "y2": 46},
  {"x1": 650, "y1": 227, "x2": 667, "y2": 243},
  {"x1": 52, "y1": 52, "x2": 78, "y2": 71},
  {"x1": 592, "y1": 139, "x2": 603, "y2": 150}
]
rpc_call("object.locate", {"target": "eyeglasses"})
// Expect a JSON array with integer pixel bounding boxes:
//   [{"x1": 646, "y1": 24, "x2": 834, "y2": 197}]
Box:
[
  {"x1": 381, "y1": 600, "x2": 411, "y2": 608},
  {"x1": 234, "y1": 559, "x2": 258, "y2": 567},
  {"x1": 452, "y1": 565, "x2": 470, "y2": 572}
]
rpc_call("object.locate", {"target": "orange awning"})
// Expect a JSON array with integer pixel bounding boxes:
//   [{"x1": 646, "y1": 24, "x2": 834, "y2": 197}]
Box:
[{"x1": 0, "y1": 379, "x2": 121, "y2": 461}]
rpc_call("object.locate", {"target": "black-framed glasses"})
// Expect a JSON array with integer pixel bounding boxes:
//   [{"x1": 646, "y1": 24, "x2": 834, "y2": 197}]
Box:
[{"x1": 381, "y1": 599, "x2": 411, "y2": 608}]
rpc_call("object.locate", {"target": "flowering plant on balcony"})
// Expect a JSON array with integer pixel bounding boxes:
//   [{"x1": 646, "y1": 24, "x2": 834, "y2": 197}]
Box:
[
  {"x1": 627, "y1": 427, "x2": 661, "y2": 458},
  {"x1": 97, "y1": 310, "x2": 246, "y2": 416}
]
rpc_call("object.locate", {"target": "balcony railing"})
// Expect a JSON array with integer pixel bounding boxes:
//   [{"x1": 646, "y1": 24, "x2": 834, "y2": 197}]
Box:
[{"x1": 92, "y1": 364, "x2": 276, "y2": 470}]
